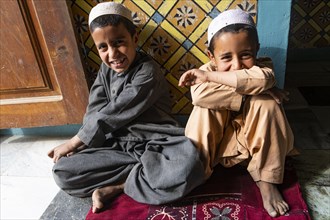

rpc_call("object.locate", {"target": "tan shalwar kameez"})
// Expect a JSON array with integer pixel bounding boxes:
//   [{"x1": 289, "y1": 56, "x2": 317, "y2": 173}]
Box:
[{"x1": 185, "y1": 58, "x2": 298, "y2": 184}]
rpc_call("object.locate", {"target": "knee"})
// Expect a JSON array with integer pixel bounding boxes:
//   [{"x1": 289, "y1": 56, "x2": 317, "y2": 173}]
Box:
[
  {"x1": 52, "y1": 160, "x2": 80, "y2": 193},
  {"x1": 52, "y1": 162, "x2": 71, "y2": 189},
  {"x1": 246, "y1": 95, "x2": 279, "y2": 114}
]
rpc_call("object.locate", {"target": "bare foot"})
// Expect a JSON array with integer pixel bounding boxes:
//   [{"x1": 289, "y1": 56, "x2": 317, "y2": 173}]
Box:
[
  {"x1": 256, "y1": 181, "x2": 289, "y2": 217},
  {"x1": 92, "y1": 183, "x2": 124, "y2": 213}
]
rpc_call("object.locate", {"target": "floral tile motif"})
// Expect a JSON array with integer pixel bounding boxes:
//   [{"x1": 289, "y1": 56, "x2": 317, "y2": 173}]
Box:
[
  {"x1": 289, "y1": 0, "x2": 330, "y2": 48},
  {"x1": 68, "y1": 0, "x2": 258, "y2": 114}
]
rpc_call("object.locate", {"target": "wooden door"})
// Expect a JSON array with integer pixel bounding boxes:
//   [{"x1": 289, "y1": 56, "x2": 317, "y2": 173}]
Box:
[{"x1": 0, "y1": 0, "x2": 89, "y2": 129}]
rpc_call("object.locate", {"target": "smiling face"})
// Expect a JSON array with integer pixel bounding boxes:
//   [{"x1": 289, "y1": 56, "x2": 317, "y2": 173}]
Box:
[
  {"x1": 208, "y1": 30, "x2": 259, "y2": 72},
  {"x1": 91, "y1": 22, "x2": 138, "y2": 73}
]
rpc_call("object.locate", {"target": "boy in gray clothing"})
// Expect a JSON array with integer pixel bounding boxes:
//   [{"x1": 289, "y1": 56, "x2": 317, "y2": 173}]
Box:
[{"x1": 48, "y1": 2, "x2": 205, "y2": 213}]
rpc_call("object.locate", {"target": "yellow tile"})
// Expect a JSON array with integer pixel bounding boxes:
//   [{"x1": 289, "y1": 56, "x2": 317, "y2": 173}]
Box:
[
  {"x1": 292, "y1": 20, "x2": 306, "y2": 33},
  {"x1": 161, "y1": 20, "x2": 186, "y2": 43},
  {"x1": 166, "y1": 74, "x2": 189, "y2": 95},
  {"x1": 76, "y1": 0, "x2": 93, "y2": 13},
  {"x1": 190, "y1": 46, "x2": 209, "y2": 63},
  {"x1": 138, "y1": 19, "x2": 158, "y2": 44},
  {"x1": 158, "y1": 0, "x2": 177, "y2": 16},
  {"x1": 325, "y1": 25, "x2": 330, "y2": 32},
  {"x1": 293, "y1": 4, "x2": 306, "y2": 17},
  {"x1": 310, "y1": 35, "x2": 321, "y2": 45},
  {"x1": 132, "y1": 0, "x2": 155, "y2": 16},
  {"x1": 88, "y1": 51, "x2": 102, "y2": 64},
  {"x1": 216, "y1": 0, "x2": 234, "y2": 12},
  {"x1": 189, "y1": 17, "x2": 212, "y2": 43},
  {"x1": 308, "y1": 19, "x2": 322, "y2": 32},
  {"x1": 85, "y1": 35, "x2": 94, "y2": 48},
  {"x1": 172, "y1": 96, "x2": 190, "y2": 114},
  {"x1": 194, "y1": 0, "x2": 213, "y2": 12},
  {"x1": 164, "y1": 47, "x2": 186, "y2": 70},
  {"x1": 310, "y1": 1, "x2": 325, "y2": 16}
]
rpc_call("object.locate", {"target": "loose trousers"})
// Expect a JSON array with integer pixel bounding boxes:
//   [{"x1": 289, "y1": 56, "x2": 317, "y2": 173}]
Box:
[
  {"x1": 185, "y1": 94, "x2": 298, "y2": 183},
  {"x1": 52, "y1": 136, "x2": 206, "y2": 205}
]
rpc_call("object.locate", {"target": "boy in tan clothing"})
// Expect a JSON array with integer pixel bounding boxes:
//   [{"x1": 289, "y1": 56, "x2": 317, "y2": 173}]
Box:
[{"x1": 179, "y1": 9, "x2": 298, "y2": 218}]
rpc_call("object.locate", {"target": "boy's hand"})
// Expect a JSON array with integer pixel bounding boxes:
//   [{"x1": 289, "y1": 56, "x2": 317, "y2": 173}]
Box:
[
  {"x1": 48, "y1": 142, "x2": 74, "y2": 163},
  {"x1": 263, "y1": 87, "x2": 289, "y2": 104},
  {"x1": 178, "y1": 69, "x2": 208, "y2": 87},
  {"x1": 47, "y1": 135, "x2": 84, "y2": 163}
]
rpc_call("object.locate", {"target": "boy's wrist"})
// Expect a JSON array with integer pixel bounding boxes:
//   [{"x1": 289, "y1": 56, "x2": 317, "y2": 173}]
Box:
[
  {"x1": 205, "y1": 71, "x2": 210, "y2": 82},
  {"x1": 70, "y1": 135, "x2": 83, "y2": 150}
]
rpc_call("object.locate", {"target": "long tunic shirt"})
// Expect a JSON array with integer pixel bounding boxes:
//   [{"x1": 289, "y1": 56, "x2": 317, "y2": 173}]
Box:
[
  {"x1": 77, "y1": 52, "x2": 182, "y2": 147},
  {"x1": 53, "y1": 52, "x2": 206, "y2": 204}
]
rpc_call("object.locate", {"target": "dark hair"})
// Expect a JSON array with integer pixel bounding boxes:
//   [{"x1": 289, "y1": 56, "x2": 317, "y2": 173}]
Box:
[
  {"x1": 89, "y1": 14, "x2": 136, "y2": 36},
  {"x1": 208, "y1": 24, "x2": 259, "y2": 55}
]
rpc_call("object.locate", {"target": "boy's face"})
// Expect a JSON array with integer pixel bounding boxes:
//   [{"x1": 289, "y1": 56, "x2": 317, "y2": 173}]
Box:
[
  {"x1": 208, "y1": 30, "x2": 258, "y2": 72},
  {"x1": 91, "y1": 22, "x2": 138, "y2": 73}
]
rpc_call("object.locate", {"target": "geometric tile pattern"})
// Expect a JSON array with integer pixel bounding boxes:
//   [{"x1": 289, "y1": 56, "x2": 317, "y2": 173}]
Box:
[
  {"x1": 289, "y1": 0, "x2": 330, "y2": 48},
  {"x1": 67, "y1": 0, "x2": 257, "y2": 114}
]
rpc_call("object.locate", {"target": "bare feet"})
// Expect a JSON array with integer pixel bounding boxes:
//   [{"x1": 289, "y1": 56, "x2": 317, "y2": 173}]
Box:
[
  {"x1": 92, "y1": 183, "x2": 124, "y2": 213},
  {"x1": 256, "y1": 181, "x2": 289, "y2": 217}
]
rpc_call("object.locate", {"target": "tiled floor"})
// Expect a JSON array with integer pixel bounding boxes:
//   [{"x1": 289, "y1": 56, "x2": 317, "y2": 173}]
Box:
[
  {"x1": 1, "y1": 89, "x2": 329, "y2": 219},
  {"x1": 0, "y1": 136, "x2": 67, "y2": 220}
]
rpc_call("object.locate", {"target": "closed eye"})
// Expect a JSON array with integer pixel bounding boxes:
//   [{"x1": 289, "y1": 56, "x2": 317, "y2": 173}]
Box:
[
  {"x1": 220, "y1": 55, "x2": 232, "y2": 61},
  {"x1": 240, "y1": 51, "x2": 254, "y2": 59}
]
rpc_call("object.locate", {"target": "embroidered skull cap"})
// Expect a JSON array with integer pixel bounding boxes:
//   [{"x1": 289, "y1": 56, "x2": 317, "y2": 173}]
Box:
[
  {"x1": 88, "y1": 2, "x2": 133, "y2": 26},
  {"x1": 207, "y1": 9, "x2": 255, "y2": 46}
]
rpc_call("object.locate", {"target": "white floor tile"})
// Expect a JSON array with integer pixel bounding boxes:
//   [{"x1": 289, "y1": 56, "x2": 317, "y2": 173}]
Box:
[
  {"x1": 1, "y1": 176, "x2": 59, "y2": 220},
  {"x1": 1, "y1": 136, "x2": 68, "y2": 177},
  {"x1": 0, "y1": 136, "x2": 66, "y2": 219}
]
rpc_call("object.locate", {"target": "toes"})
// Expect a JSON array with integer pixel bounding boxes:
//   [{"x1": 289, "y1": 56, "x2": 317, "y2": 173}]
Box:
[
  {"x1": 92, "y1": 190, "x2": 104, "y2": 213},
  {"x1": 268, "y1": 208, "x2": 278, "y2": 218},
  {"x1": 263, "y1": 202, "x2": 279, "y2": 217},
  {"x1": 92, "y1": 200, "x2": 103, "y2": 213},
  {"x1": 92, "y1": 205, "x2": 98, "y2": 213},
  {"x1": 283, "y1": 201, "x2": 289, "y2": 211},
  {"x1": 278, "y1": 201, "x2": 289, "y2": 215}
]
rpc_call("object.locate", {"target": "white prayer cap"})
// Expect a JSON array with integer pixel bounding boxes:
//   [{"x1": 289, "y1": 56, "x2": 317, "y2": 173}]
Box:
[
  {"x1": 207, "y1": 9, "x2": 255, "y2": 46},
  {"x1": 88, "y1": 2, "x2": 133, "y2": 26}
]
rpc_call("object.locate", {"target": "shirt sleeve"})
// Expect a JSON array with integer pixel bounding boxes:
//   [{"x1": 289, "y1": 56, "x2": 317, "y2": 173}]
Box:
[
  {"x1": 191, "y1": 82, "x2": 243, "y2": 111},
  {"x1": 191, "y1": 62, "x2": 242, "y2": 111},
  {"x1": 235, "y1": 58, "x2": 276, "y2": 95},
  {"x1": 191, "y1": 58, "x2": 275, "y2": 111},
  {"x1": 77, "y1": 61, "x2": 164, "y2": 147}
]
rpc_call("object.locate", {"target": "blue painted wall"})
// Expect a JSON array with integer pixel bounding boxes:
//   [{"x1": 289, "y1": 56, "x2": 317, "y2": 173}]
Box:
[
  {"x1": 1, "y1": 0, "x2": 292, "y2": 135},
  {"x1": 257, "y1": 0, "x2": 292, "y2": 88}
]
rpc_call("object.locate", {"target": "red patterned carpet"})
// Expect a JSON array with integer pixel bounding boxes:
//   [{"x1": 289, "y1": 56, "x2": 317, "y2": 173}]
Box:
[{"x1": 86, "y1": 158, "x2": 310, "y2": 220}]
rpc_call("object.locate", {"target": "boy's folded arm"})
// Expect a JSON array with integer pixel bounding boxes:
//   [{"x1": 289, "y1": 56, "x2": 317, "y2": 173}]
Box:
[
  {"x1": 190, "y1": 62, "x2": 241, "y2": 111},
  {"x1": 190, "y1": 58, "x2": 275, "y2": 111},
  {"x1": 235, "y1": 59, "x2": 276, "y2": 95},
  {"x1": 191, "y1": 82, "x2": 243, "y2": 111}
]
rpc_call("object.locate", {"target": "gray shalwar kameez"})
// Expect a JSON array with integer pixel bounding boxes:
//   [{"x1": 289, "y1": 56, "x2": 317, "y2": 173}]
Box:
[{"x1": 52, "y1": 52, "x2": 206, "y2": 205}]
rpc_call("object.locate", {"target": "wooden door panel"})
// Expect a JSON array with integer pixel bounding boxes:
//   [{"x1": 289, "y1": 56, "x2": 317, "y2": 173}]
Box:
[
  {"x1": 0, "y1": 0, "x2": 61, "y2": 101},
  {"x1": 0, "y1": 0, "x2": 89, "y2": 129},
  {"x1": 0, "y1": 1, "x2": 46, "y2": 90}
]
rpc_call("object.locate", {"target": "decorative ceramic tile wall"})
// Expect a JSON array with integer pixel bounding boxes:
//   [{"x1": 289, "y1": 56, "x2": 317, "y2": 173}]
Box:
[
  {"x1": 289, "y1": 0, "x2": 330, "y2": 48},
  {"x1": 67, "y1": 0, "x2": 258, "y2": 114}
]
